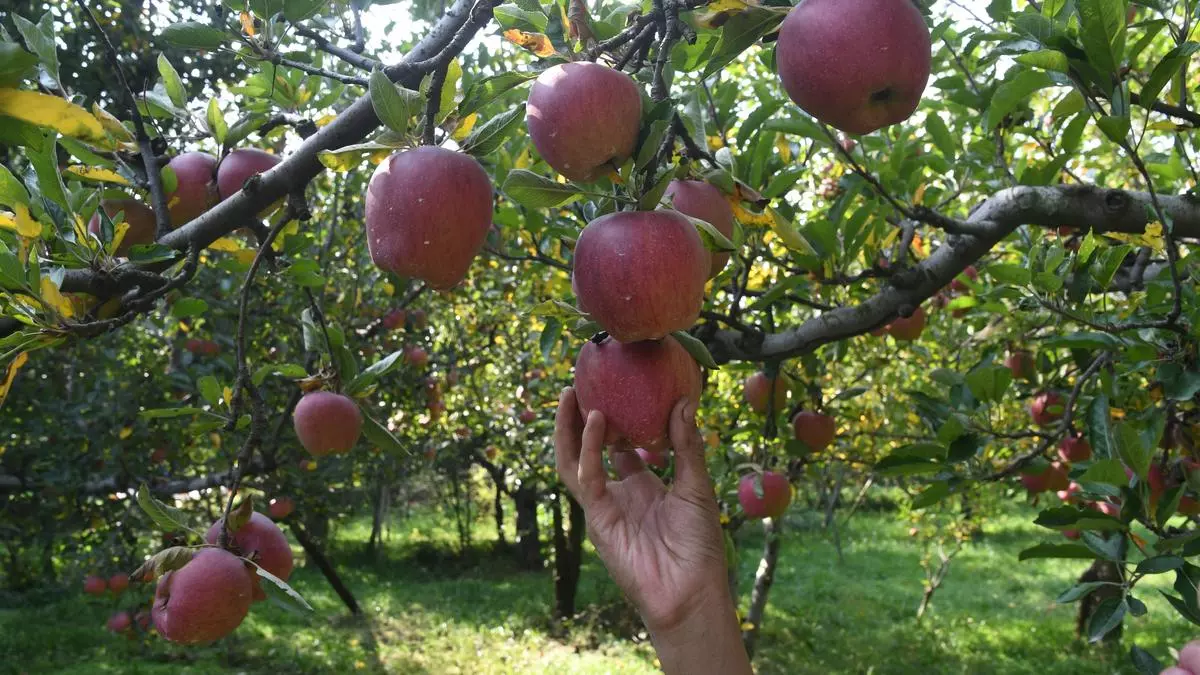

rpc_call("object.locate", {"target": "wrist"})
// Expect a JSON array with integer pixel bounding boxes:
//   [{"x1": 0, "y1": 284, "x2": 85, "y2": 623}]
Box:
[{"x1": 644, "y1": 583, "x2": 752, "y2": 675}]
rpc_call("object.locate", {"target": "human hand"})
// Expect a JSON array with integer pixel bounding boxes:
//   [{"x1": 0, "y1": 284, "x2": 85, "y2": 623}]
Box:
[{"x1": 554, "y1": 387, "x2": 751, "y2": 674}]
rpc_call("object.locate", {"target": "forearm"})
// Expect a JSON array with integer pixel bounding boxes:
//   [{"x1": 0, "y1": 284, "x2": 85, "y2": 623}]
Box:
[{"x1": 646, "y1": 586, "x2": 753, "y2": 675}]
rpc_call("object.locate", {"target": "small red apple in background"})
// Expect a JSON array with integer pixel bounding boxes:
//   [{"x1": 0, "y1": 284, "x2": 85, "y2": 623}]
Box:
[
  {"x1": 366, "y1": 147, "x2": 493, "y2": 290},
  {"x1": 268, "y1": 497, "x2": 295, "y2": 520},
  {"x1": 1030, "y1": 392, "x2": 1064, "y2": 427},
  {"x1": 1058, "y1": 434, "x2": 1092, "y2": 463},
  {"x1": 887, "y1": 306, "x2": 926, "y2": 341},
  {"x1": 88, "y1": 199, "x2": 157, "y2": 256},
  {"x1": 518, "y1": 409, "x2": 537, "y2": 425},
  {"x1": 738, "y1": 472, "x2": 792, "y2": 519},
  {"x1": 1063, "y1": 529, "x2": 1080, "y2": 540},
  {"x1": 1020, "y1": 461, "x2": 1068, "y2": 493},
  {"x1": 293, "y1": 391, "x2": 363, "y2": 456},
  {"x1": 134, "y1": 609, "x2": 152, "y2": 632},
  {"x1": 1179, "y1": 496, "x2": 1200, "y2": 516},
  {"x1": 216, "y1": 148, "x2": 282, "y2": 200},
  {"x1": 573, "y1": 335, "x2": 703, "y2": 453},
  {"x1": 405, "y1": 346, "x2": 429, "y2": 367},
  {"x1": 165, "y1": 151, "x2": 218, "y2": 225},
  {"x1": 381, "y1": 309, "x2": 407, "y2": 331},
  {"x1": 152, "y1": 548, "x2": 253, "y2": 644},
  {"x1": 775, "y1": 0, "x2": 931, "y2": 135},
  {"x1": 572, "y1": 210, "x2": 709, "y2": 343},
  {"x1": 424, "y1": 376, "x2": 442, "y2": 401},
  {"x1": 108, "y1": 573, "x2": 129, "y2": 595},
  {"x1": 1057, "y1": 481, "x2": 1081, "y2": 504},
  {"x1": 184, "y1": 338, "x2": 221, "y2": 356},
  {"x1": 665, "y1": 179, "x2": 736, "y2": 278},
  {"x1": 84, "y1": 575, "x2": 107, "y2": 595},
  {"x1": 106, "y1": 611, "x2": 133, "y2": 633},
  {"x1": 484, "y1": 446, "x2": 499, "y2": 461},
  {"x1": 791, "y1": 411, "x2": 836, "y2": 453},
  {"x1": 949, "y1": 266, "x2": 978, "y2": 293},
  {"x1": 1005, "y1": 349, "x2": 1035, "y2": 380},
  {"x1": 526, "y1": 61, "x2": 642, "y2": 182},
  {"x1": 150, "y1": 448, "x2": 168, "y2": 464},
  {"x1": 410, "y1": 309, "x2": 428, "y2": 329},
  {"x1": 205, "y1": 512, "x2": 293, "y2": 602},
  {"x1": 455, "y1": 426, "x2": 471, "y2": 438},
  {"x1": 427, "y1": 399, "x2": 446, "y2": 420},
  {"x1": 744, "y1": 372, "x2": 787, "y2": 414},
  {"x1": 636, "y1": 447, "x2": 669, "y2": 470},
  {"x1": 1088, "y1": 500, "x2": 1120, "y2": 518}
]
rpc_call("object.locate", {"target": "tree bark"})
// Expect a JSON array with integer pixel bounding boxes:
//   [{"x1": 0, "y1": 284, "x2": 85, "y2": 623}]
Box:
[
  {"x1": 1077, "y1": 558, "x2": 1125, "y2": 643},
  {"x1": 368, "y1": 479, "x2": 389, "y2": 554},
  {"x1": 289, "y1": 520, "x2": 360, "y2": 615},
  {"x1": 552, "y1": 492, "x2": 584, "y2": 620},
  {"x1": 513, "y1": 485, "x2": 542, "y2": 570},
  {"x1": 741, "y1": 517, "x2": 782, "y2": 659},
  {"x1": 493, "y1": 477, "x2": 506, "y2": 547}
]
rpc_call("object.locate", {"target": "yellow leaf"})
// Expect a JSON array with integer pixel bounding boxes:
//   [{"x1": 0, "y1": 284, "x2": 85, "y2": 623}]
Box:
[
  {"x1": 39, "y1": 276, "x2": 75, "y2": 318},
  {"x1": 223, "y1": 386, "x2": 233, "y2": 406},
  {"x1": 119, "y1": 426, "x2": 133, "y2": 439},
  {"x1": 240, "y1": 11, "x2": 257, "y2": 36},
  {"x1": 0, "y1": 352, "x2": 28, "y2": 408},
  {"x1": 740, "y1": 621, "x2": 756, "y2": 631},
  {"x1": 208, "y1": 237, "x2": 245, "y2": 252},
  {"x1": 315, "y1": 114, "x2": 337, "y2": 127},
  {"x1": 232, "y1": 249, "x2": 257, "y2": 265},
  {"x1": 63, "y1": 165, "x2": 130, "y2": 185},
  {"x1": 97, "y1": 297, "x2": 122, "y2": 319},
  {"x1": 707, "y1": 135, "x2": 725, "y2": 150},
  {"x1": 913, "y1": 183, "x2": 927, "y2": 205},
  {"x1": 0, "y1": 89, "x2": 110, "y2": 147},
  {"x1": 107, "y1": 220, "x2": 131, "y2": 256},
  {"x1": 0, "y1": 204, "x2": 42, "y2": 237},
  {"x1": 730, "y1": 199, "x2": 773, "y2": 228},
  {"x1": 1107, "y1": 221, "x2": 1165, "y2": 252},
  {"x1": 383, "y1": 281, "x2": 395, "y2": 297},
  {"x1": 694, "y1": 0, "x2": 762, "y2": 28},
  {"x1": 210, "y1": 432, "x2": 222, "y2": 449},
  {"x1": 91, "y1": 104, "x2": 134, "y2": 143},
  {"x1": 502, "y1": 29, "x2": 558, "y2": 58},
  {"x1": 774, "y1": 134, "x2": 791, "y2": 163},
  {"x1": 452, "y1": 112, "x2": 478, "y2": 141}
]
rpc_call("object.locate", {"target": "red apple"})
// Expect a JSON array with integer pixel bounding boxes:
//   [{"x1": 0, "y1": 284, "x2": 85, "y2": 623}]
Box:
[
  {"x1": 381, "y1": 309, "x2": 407, "y2": 331},
  {"x1": 108, "y1": 572, "x2": 129, "y2": 595},
  {"x1": 216, "y1": 148, "x2": 282, "y2": 200},
  {"x1": 293, "y1": 391, "x2": 363, "y2": 456},
  {"x1": 485, "y1": 446, "x2": 498, "y2": 460},
  {"x1": 1058, "y1": 434, "x2": 1092, "y2": 463},
  {"x1": 887, "y1": 306, "x2": 926, "y2": 341},
  {"x1": 744, "y1": 372, "x2": 788, "y2": 414},
  {"x1": 405, "y1": 345, "x2": 429, "y2": 367},
  {"x1": 1057, "y1": 481, "x2": 1082, "y2": 504},
  {"x1": 88, "y1": 199, "x2": 156, "y2": 256},
  {"x1": 83, "y1": 575, "x2": 107, "y2": 596},
  {"x1": 1089, "y1": 500, "x2": 1120, "y2": 518},
  {"x1": 152, "y1": 548, "x2": 253, "y2": 644},
  {"x1": 268, "y1": 497, "x2": 295, "y2": 520},
  {"x1": 574, "y1": 335, "x2": 703, "y2": 453},
  {"x1": 738, "y1": 472, "x2": 792, "y2": 519},
  {"x1": 165, "y1": 151, "x2": 217, "y2": 225},
  {"x1": 1178, "y1": 496, "x2": 1200, "y2": 516},
  {"x1": 526, "y1": 62, "x2": 642, "y2": 182},
  {"x1": 775, "y1": 0, "x2": 931, "y2": 135},
  {"x1": 1005, "y1": 349, "x2": 1035, "y2": 380},
  {"x1": 365, "y1": 147, "x2": 493, "y2": 290},
  {"x1": 519, "y1": 409, "x2": 537, "y2": 425},
  {"x1": 664, "y1": 180, "x2": 736, "y2": 278},
  {"x1": 572, "y1": 210, "x2": 709, "y2": 342},
  {"x1": 949, "y1": 265, "x2": 978, "y2": 293},
  {"x1": 1063, "y1": 529, "x2": 1080, "y2": 540},
  {"x1": 106, "y1": 611, "x2": 133, "y2": 633},
  {"x1": 791, "y1": 411, "x2": 836, "y2": 453},
  {"x1": 1030, "y1": 392, "x2": 1064, "y2": 427},
  {"x1": 206, "y1": 511, "x2": 293, "y2": 602},
  {"x1": 150, "y1": 448, "x2": 167, "y2": 464}
]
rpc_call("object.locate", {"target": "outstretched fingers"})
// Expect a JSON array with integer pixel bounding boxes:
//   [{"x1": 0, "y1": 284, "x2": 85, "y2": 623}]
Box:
[
  {"x1": 577, "y1": 409, "x2": 608, "y2": 504},
  {"x1": 554, "y1": 387, "x2": 584, "y2": 497},
  {"x1": 669, "y1": 397, "x2": 715, "y2": 503}
]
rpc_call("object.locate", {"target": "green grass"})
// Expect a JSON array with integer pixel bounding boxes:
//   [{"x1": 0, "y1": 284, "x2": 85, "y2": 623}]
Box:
[{"x1": 1, "y1": 498, "x2": 1195, "y2": 674}]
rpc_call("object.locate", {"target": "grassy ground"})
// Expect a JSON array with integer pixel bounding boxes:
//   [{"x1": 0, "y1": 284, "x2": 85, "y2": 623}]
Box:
[{"x1": 1, "y1": 497, "x2": 1195, "y2": 674}]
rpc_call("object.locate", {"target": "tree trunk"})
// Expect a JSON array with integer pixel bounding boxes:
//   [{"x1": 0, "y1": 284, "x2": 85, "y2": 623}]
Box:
[
  {"x1": 289, "y1": 520, "x2": 360, "y2": 615},
  {"x1": 368, "y1": 479, "x2": 389, "y2": 554},
  {"x1": 741, "y1": 517, "x2": 782, "y2": 659},
  {"x1": 1077, "y1": 558, "x2": 1125, "y2": 643},
  {"x1": 493, "y1": 477, "x2": 506, "y2": 547},
  {"x1": 552, "y1": 492, "x2": 584, "y2": 620},
  {"x1": 513, "y1": 485, "x2": 542, "y2": 570}
]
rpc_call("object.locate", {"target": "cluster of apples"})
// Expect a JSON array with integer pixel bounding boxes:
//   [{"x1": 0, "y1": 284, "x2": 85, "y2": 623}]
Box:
[
  {"x1": 88, "y1": 148, "x2": 281, "y2": 255},
  {"x1": 149, "y1": 509, "x2": 295, "y2": 644}
]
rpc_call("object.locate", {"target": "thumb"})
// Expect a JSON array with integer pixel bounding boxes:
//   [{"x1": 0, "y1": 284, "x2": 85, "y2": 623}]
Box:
[{"x1": 669, "y1": 397, "x2": 712, "y2": 502}]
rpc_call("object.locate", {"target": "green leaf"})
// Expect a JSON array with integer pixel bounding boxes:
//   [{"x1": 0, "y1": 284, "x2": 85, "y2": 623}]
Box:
[
  {"x1": 206, "y1": 99, "x2": 228, "y2": 146},
  {"x1": 1136, "y1": 555, "x2": 1185, "y2": 575},
  {"x1": 965, "y1": 365, "x2": 1013, "y2": 403},
  {"x1": 987, "y1": 263, "x2": 1031, "y2": 286},
  {"x1": 139, "y1": 406, "x2": 208, "y2": 419},
  {"x1": 1097, "y1": 114, "x2": 1130, "y2": 143},
  {"x1": 1078, "y1": 459, "x2": 1128, "y2": 486},
  {"x1": 369, "y1": 68, "x2": 422, "y2": 135},
  {"x1": 136, "y1": 483, "x2": 189, "y2": 532},
  {"x1": 911, "y1": 481, "x2": 950, "y2": 509},
  {"x1": 1015, "y1": 48, "x2": 1070, "y2": 72},
  {"x1": 874, "y1": 455, "x2": 942, "y2": 476},
  {"x1": 197, "y1": 375, "x2": 221, "y2": 405},
  {"x1": 361, "y1": 413, "x2": 407, "y2": 456},
  {"x1": 501, "y1": 169, "x2": 581, "y2": 208},
  {"x1": 460, "y1": 103, "x2": 525, "y2": 157},
  {"x1": 493, "y1": 4, "x2": 549, "y2": 32},
  {"x1": 1057, "y1": 581, "x2": 1116, "y2": 603},
  {"x1": 1041, "y1": 331, "x2": 1122, "y2": 350},
  {"x1": 0, "y1": 163, "x2": 31, "y2": 210},
  {"x1": 539, "y1": 317, "x2": 562, "y2": 363},
  {"x1": 985, "y1": 70, "x2": 1055, "y2": 130},
  {"x1": 458, "y1": 71, "x2": 536, "y2": 118},
  {"x1": 12, "y1": 13, "x2": 59, "y2": 88},
  {"x1": 638, "y1": 169, "x2": 675, "y2": 212},
  {"x1": 925, "y1": 113, "x2": 956, "y2": 160},
  {"x1": 170, "y1": 298, "x2": 209, "y2": 318},
  {"x1": 0, "y1": 42, "x2": 37, "y2": 87},
  {"x1": 160, "y1": 22, "x2": 229, "y2": 50},
  {"x1": 248, "y1": 558, "x2": 314, "y2": 611},
  {"x1": 1139, "y1": 42, "x2": 1200, "y2": 108},
  {"x1": 1130, "y1": 644, "x2": 1166, "y2": 675},
  {"x1": 702, "y1": 8, "x2": 785, "y2": 78},
  {"x1": 1087, "y1": 394, "x2": 1115, "y2": 460},
  {"x1": 283, "y1": 0, "x2": 325, "y2": 21},
  {"x1": 671, "y1": 330, "x2": 718, "y2": 370},
  {"x1": 1078, "y1": 0, "x2": 1126, "y2": 76},
  {"x1": 1156, "y1": 364, "x2": 1200, "y2": 401},
  {"x1": 1087, "y1": 596, "x2": 1126, "y2": 643},
  {"x1": 635, "y1": 118, "x2": 670, "y2": 170},
  {"x1": 1018, "y1": 542, "x2": 1096, "y2": 561},
  {"x1": 157, "y1": 54, "x2": 186, "y2": 108},
  {"x1": 343, "y1": 349, "x2": 406, "y2": 396},
  {"x1": 1081, "y1": 530, "x2": 1125, "y2": 562},
  {"x1": 251, "y1": 363, "x2": 308, "y2": 386},
  {"x1": 1114, "y1": 422, "x2": 1149, "y2": 480}
]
